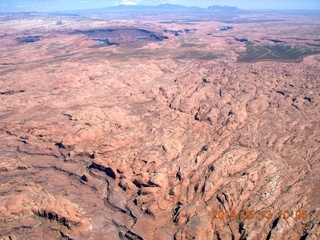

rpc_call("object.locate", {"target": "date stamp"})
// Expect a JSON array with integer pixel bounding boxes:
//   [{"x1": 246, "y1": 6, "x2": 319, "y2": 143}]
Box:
[{"x1": 212, "y1": 210, "x2": 309, "y2": 220}]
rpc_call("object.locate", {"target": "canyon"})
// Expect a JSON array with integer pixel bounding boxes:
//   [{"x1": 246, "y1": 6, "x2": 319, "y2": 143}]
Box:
[{"x1": 0, "y1": 6, "x2": 319, "y2": 240}]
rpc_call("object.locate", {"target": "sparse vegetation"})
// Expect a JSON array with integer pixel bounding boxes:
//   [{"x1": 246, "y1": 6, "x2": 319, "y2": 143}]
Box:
[{"x1": 238, "y1": 44, "x2": 320, "y2": 62}]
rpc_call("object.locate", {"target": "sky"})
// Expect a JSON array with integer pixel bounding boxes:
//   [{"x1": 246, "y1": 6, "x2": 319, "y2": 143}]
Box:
[{"x1": 1, "y1": 0, "x2": 320, "y2": 12}]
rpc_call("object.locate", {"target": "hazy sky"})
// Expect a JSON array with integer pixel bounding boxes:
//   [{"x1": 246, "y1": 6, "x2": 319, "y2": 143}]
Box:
[{"x1": 1, "y1": 0, "x2": 320, "y2": 12}]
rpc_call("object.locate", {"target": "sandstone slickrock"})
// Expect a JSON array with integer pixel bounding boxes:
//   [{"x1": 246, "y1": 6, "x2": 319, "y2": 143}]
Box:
[{"x1": 0, "y1": 10, "x2": 319, "y2": 240}]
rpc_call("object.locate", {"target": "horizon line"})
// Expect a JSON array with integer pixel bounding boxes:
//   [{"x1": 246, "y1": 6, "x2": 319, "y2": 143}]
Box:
[{"x1": 1, "y1": 3, "x2": 320, "y2": 13}]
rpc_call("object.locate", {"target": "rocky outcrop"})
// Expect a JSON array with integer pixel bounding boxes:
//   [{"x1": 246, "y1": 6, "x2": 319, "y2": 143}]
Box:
[{"x1": 0, "y1": 11, "x2": 319, "y2": 240}]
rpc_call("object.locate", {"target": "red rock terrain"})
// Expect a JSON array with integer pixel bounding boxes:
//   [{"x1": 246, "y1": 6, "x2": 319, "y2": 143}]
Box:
[{"x1": 0, "y1": 12, "x2": 319, "y2": 240}]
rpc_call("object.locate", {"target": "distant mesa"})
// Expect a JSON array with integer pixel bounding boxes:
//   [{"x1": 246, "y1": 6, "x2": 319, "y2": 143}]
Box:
[
  {"x1": 16, "y1": 36, "x2": 41, "y2": 43},
  {"x1": 73, "y1": 28, "x2": 168, "y2": 45}
]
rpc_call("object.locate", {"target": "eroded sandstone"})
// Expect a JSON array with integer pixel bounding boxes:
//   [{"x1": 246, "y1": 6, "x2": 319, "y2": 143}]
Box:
[{"x1": 0, "y1": 10, "x2": 319, "y2": 240}]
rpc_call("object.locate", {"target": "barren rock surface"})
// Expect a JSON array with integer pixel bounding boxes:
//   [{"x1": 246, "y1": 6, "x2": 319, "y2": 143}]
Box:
[{"x1": 0, "y1": 11, "x2": 319, "y2": 240}]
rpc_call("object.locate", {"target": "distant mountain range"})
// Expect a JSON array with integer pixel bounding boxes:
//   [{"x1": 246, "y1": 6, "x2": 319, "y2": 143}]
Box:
[
  {"x1": 95, "y1": 4, "x2": 198, "y2": 12},
  {"x1": 207, "y1": 5, "x2": 240, "y2": 12},
  {"x1": 104, "y1": 4, "x2": 240, "y2": 12},
  {"x1": 107, "y1": 3, "x2": 202, "y2": 10},
  {"x1": 58, "y1": 4, "x2": 242, "y2": 14}
]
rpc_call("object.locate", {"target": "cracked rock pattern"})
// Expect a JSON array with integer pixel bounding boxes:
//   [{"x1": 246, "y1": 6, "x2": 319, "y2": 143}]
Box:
[{"x1": 0, "y1": 12, "x2": 319, "y2": 240}]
